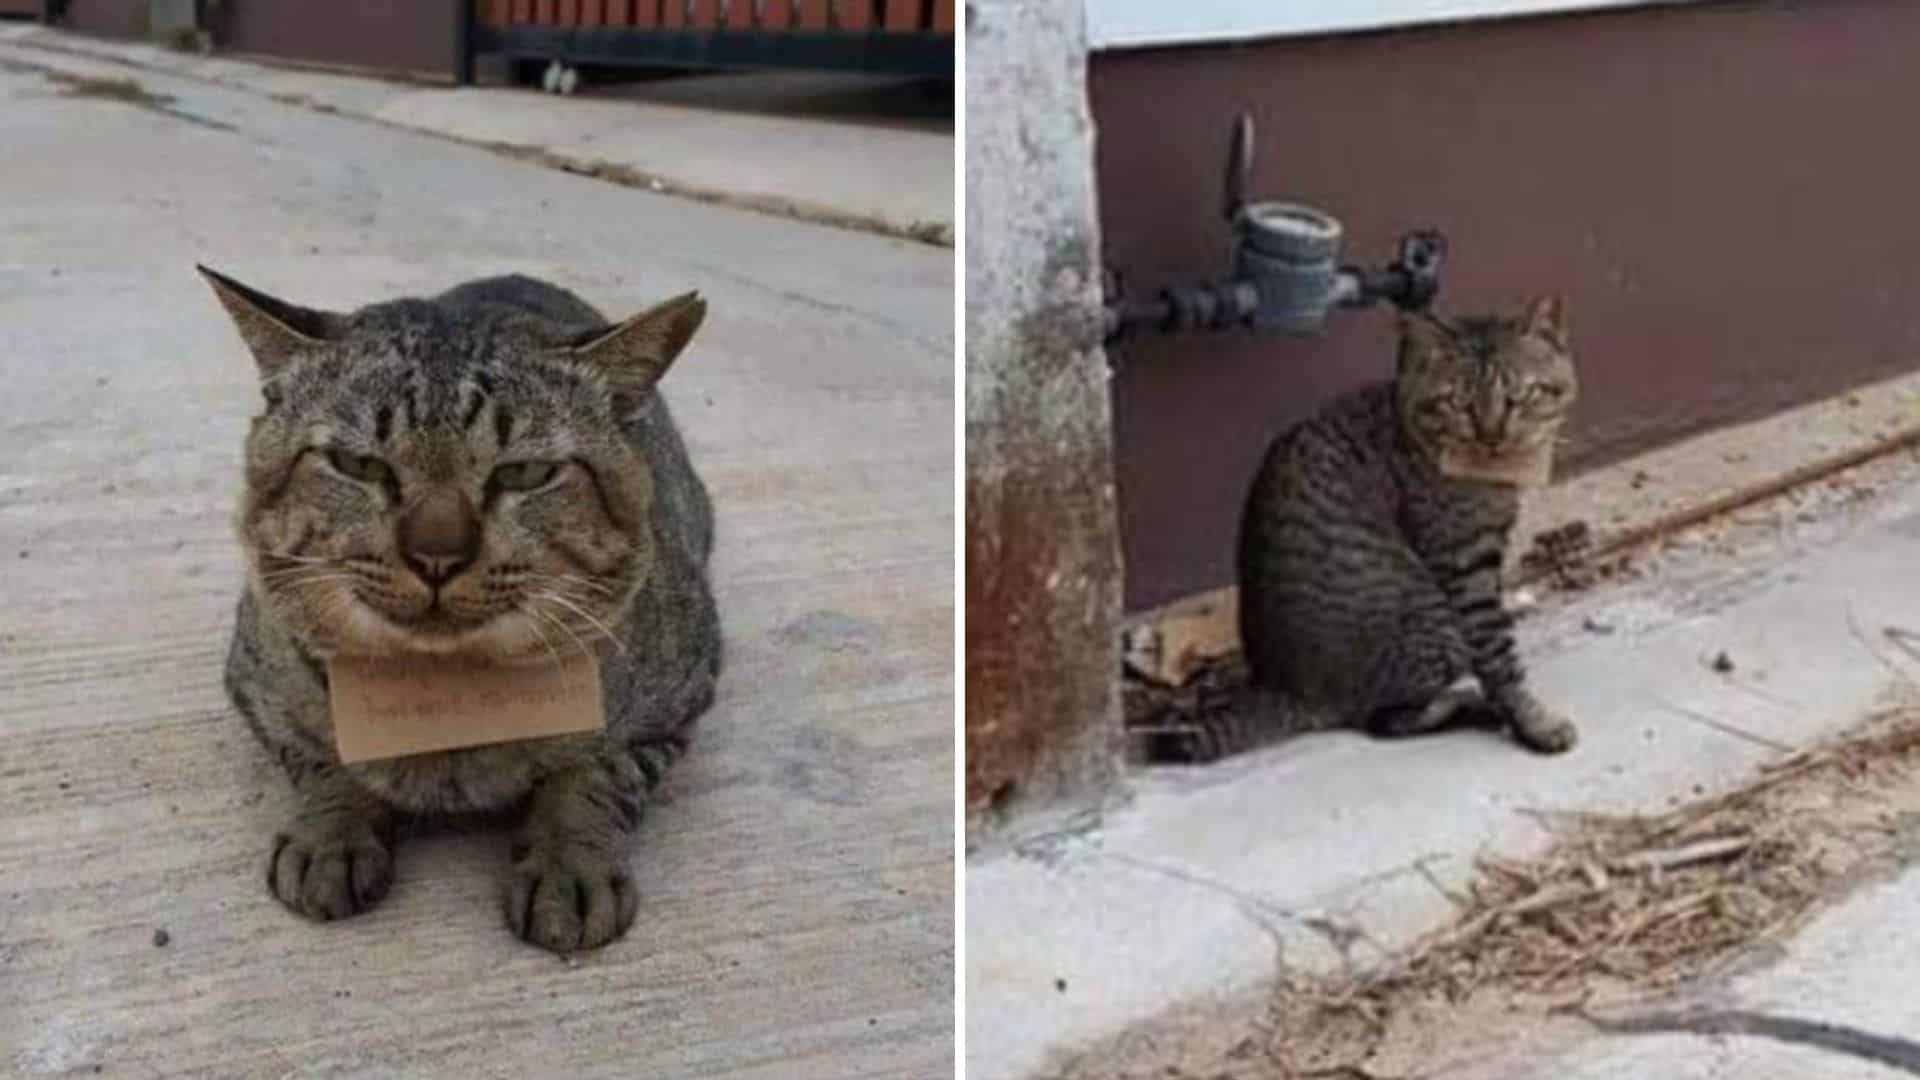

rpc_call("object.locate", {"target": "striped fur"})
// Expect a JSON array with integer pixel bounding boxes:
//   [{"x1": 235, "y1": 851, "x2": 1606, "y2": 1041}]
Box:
[
  {"x1": 1157, "y1": 299, "x2": 1578, "y2": 764},
  {"x1": 211, "y1": 271, "x2": 721, "y2": 953}
]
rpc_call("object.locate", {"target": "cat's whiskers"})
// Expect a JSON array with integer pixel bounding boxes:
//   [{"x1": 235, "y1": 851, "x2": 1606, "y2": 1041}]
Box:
[
  {"x1": 533, "y1": 572, "x2": 617, "y2": 599},
  {"x1": 260, "y1": 553, "x2": 334, "y2": 567},
  {"x1": 534, "y1": 590, "x2": 626, "y2": 654},
  {"x1": 264, "y1": 572, "x2": 361, "y2": 594},
  {"x1": 526, "y1": 597, "x2": 594, "y2": 658},
  {"x1": 516, "y1": 608, "x2": 567, "y2": 666},
  {"x1": 260, "y1": 565, "x2": 353, "y2": 584}
]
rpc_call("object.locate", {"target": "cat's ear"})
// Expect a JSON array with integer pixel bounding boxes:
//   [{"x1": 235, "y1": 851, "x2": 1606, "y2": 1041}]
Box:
[
  {"x1": 564, "y1": 291, "x2": 707, "y2": 393},
  {"x1": 197, "y1": 265, "x2": 341, "y2": 378},
  {"x1": 1521, "y1": 294, "x2": 1569, "y2": 347}
]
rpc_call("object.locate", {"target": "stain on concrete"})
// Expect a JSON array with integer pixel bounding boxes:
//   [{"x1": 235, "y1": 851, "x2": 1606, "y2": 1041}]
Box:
[
  {"x1": 772, "y1": 610, "x2": 876, "y2": 653},
  {"x1": 0, "y1": 58, "x2": 236, "y2": 132},
  {"x1": 771, "y1": 725, "x2": 871, "y2": 808}
]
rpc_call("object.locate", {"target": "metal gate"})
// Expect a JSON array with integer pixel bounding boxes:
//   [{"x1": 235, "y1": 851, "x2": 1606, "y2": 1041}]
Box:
[
  {"x1": 39, "y1": 0, "x2": 952, "y2": 82},
  {"x1": 477, "y1": 0, "x2": 954, "y2": 78}
]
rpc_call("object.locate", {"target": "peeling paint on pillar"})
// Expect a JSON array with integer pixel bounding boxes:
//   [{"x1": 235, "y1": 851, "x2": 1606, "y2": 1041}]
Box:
[{"x1": 964, "y1": 0, "x2": 1122, "y2": 824}]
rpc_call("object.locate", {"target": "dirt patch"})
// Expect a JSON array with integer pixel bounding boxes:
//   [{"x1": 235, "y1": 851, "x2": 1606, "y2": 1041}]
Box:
[
  {"x1": 0, "y1": 57, "x2": 238, "y2": 132},
  {"x1": 46, "y1": 70, "x2": 173, "y2": 106},
  {"x1": 1053, "y1": 701, "x2": 1920, "y2": 1079}
]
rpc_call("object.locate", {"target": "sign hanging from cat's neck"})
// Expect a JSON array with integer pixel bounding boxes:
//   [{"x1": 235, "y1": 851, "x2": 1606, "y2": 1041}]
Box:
[{"x1": 328, "y1": 653, "x2": 604, "y2": 763}]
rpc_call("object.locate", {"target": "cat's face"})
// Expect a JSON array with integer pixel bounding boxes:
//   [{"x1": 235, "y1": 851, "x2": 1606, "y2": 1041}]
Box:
[
  {"x1": 205, "y1": 269, "x2": 705, "y2": 662},
  {"x1": 1395, "y1": 296, "x2": 1577, "y2": 474}
]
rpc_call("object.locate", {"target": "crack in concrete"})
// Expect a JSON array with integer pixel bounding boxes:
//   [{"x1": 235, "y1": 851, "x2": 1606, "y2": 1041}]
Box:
[
  {"x1": 1718, "y1": 674, "x2": 1807, "y2": 715},
  {"x1": 1097, "y1": 850, "x2": 1305, "y2": 932},
  {"x1": 1412, "y1": 854, "x2": 1471, "y2": 909},
  {"x1": 1591, "y1": 1009, "x2": 1920, "y2": 1075},
  {"x1": 1650, "y1": 695, "x2": 1795, "y2": 753},
  {"x1": 1095, "y1": 851, "x2": 1453, "y2": 977}
]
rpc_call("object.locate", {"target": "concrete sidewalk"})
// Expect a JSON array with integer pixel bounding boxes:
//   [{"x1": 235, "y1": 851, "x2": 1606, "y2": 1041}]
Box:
[
  {"x1": 0, "y1": 48, "x2": 951, "y2": 1078},
  {"x1": 0, "y1": 22, "x2": 953, "y2": 244},
  {"x1": 967, "y1": 401, "x2": 1920, "y2": 1077}
]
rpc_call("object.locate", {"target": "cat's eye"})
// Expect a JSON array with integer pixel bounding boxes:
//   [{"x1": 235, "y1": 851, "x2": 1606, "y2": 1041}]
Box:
[
  {"x1": 490, "y1": 461, "x2": 560, "y2": 492},
  {"x1": 325, "y1": 449, "x2": 393, "y2": 485}
]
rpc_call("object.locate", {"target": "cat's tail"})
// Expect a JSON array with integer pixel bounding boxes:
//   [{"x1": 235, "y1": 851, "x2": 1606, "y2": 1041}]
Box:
[{"x1": 1136, "y1": 686, "x2": 1333, "y2": 765}]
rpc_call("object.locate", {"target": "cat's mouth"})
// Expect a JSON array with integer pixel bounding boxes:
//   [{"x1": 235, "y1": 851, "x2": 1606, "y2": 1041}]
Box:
[
  {"x1": 1436, "y1": 439, "x2": 1556, "y2": 488},
  {"x1": 390, "y1": 606, "x2": 487, "y2": 635},
  {"x1": 340, "y1": 590, "x2": 502, "y2": 649}
]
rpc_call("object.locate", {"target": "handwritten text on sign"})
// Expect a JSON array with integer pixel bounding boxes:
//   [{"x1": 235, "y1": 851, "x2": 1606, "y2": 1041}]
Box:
[{"x1": 328, "y1": 653, "x2": 604, "y2": 763}]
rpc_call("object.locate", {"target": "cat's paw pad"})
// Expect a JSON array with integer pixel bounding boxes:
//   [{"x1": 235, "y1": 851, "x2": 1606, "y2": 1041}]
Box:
[
  {"x1": 1512, "y1": 708, "x2": 1578, "y2": 754},
  {"x1": 506, "y1": 844, "x2": 639, "y2": 954},
  {"x1": 268, "y1": 824, "x2": 393, "y2": 921}
]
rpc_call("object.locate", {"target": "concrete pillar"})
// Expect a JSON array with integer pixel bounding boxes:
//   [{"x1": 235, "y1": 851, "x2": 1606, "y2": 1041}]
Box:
[{"x1": 964, "y1": 0, "x2": 1122, "y2": 832}]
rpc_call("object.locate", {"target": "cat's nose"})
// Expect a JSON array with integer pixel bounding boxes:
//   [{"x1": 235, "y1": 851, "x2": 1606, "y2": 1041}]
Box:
[{"x1": 399, "y1": 487, "x2": 480, "y2": 586}]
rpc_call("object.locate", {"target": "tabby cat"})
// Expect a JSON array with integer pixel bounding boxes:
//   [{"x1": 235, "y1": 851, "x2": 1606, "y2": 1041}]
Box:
[
  {"x1": 205, "y1": 268, "x2": 721, "y2": 953},
  {"x1": 1158, "y1": 296, "x2": 1578, "y2": 763}
]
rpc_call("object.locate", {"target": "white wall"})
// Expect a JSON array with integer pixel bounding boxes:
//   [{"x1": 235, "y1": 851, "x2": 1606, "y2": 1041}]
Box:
[{"x1": 1087, "y1": 0, "x2": 1696, "y2": 50}]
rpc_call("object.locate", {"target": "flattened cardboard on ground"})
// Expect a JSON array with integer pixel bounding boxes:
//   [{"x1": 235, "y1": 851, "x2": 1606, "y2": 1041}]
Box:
[{"x1": 328, "y1": 653, "x2": 603, "y2": 763}]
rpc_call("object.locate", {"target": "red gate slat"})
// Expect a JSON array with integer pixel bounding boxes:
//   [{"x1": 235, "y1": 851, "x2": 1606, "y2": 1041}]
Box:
[
  {"x1": 834, "y1": 0, "x2": 869, "y2": 29},
  {"x1": 882, "y1": 0, "x2": 919, "y2": 30},
  {"x1": 761, "y1": 0, "x2": 791, "y2": 29},
  {"x1": 688, "y1": 0, "x2": 718, "y2": 28},
  {"x1": 582, "y1": 0, "x2": 604, "y2": 22},
  {"x1": 931, "y1": 0, "x2": 952, "y2": 31},
  {"x1": 797, "y1": 0, "x2": 829, "y2": 28},
  {"x1": 558, "y1": 0, "x2": 579, "y2": 24}
]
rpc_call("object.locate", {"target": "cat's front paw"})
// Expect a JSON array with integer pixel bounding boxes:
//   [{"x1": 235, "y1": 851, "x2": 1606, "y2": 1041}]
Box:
[
  {"x1": 1504, "y1": 694, "x2": 1578, "y2": 754},
  {"x1": 268, "y1": 819, "x2": 394, "y2": 922},
  {"x1": 506, "y1": 841, "x2": 640, "y2": 954}
]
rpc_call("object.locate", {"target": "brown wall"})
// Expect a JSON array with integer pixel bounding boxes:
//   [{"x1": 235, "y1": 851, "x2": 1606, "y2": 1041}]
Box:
[
  {"x1": 0, "y1": 1, "x2": 46, "y2": 19},
  {"x1": 61, "y1": 0, "x2": 144, "y2": 37},
  {"x1": 220, "y1": 0, "x2": 465, "y2": 81},
  {"x1": 1092, "y1": 0, "x2": 1920, "y2": 612}
]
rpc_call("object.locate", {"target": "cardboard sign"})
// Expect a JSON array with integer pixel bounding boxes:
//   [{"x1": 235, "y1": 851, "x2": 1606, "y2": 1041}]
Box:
[
  {"x1": 328, "y1": 653, "x2": 604, "y2": 763},
  {"x1": 1438, "y1": 442, "x2": 1556, "y2": 488}
]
